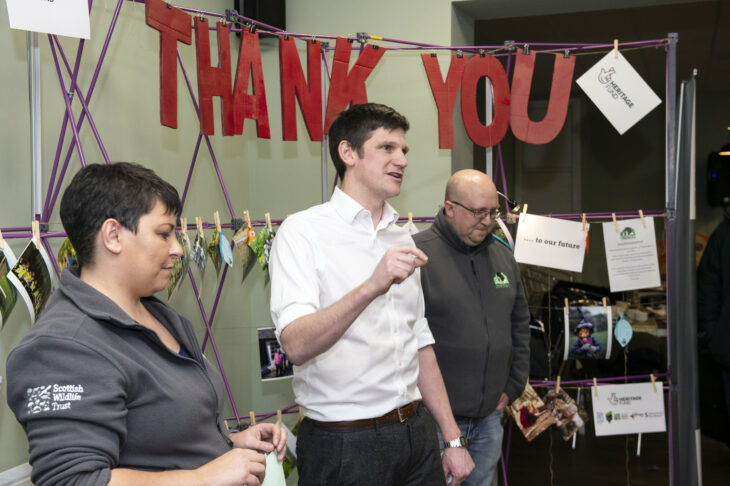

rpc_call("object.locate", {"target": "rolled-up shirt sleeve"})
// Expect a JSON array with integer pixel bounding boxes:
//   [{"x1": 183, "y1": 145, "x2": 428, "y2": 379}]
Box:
[
  {"x1": 269, "y1": 217, "x2": 321, "y2": 341},
  {"x1": 413, "y1": 268, "x2": 435, "y2": 349},
  {"x1": 6, "y1": 335, "x2": 128, "y2": 486}
]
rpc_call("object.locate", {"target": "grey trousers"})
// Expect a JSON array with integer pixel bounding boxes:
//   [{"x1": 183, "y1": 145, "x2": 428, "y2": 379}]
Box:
[{"x1": 296, "y1": 403, "x2": 446, "y2": 486}]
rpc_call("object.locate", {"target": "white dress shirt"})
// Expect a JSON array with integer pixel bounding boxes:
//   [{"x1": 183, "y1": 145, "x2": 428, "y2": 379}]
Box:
[{"x1": 269, "y1": 187, "x2": 434, "y2": 422}]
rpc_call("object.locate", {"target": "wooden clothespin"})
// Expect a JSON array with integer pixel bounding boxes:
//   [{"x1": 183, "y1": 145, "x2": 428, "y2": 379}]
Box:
[
  {"x1": 638, "y1": 209, "x2": 646, "y2": 227},
  {"x1": 581, "y1": 213, "x2": 587, "y2": 232},
  {"x1": 277, "y1": 409, "x2": 282, "y2": 425},
  {"x1": 521, "y1": 203, "x2": 528, "y2": 222},
  {"x1": 0, "y1": 228, "x2": 5, "y2": 250},
  {"x1": 224, "y1": 418, "x2": 231, "y2": 431},
  {"x1": 244, "y1": 210, "x2": 252, "y2": 228},
  {"x1": 612, "y1": 213, "x2": 618, "y2": 232},
  {"x1": 180, "y1": 217, "x2": 188, "y2": 240},
  {"x1": 213, "y1": 211, "x2": 222, "y2": 234},
  {"x1": 298, "y1": 407, "x2": 304, "y2": 421},
  {"x1": 32, "y1": 220, "x2": 41, "y2": 248},
  {"x1": 613, "y1": 39, "x2": 619, "y2": 59},
  {"x1": 408, "y1": 212, "x2": 414, "y2": 231},
  {"x1": 249, "y1": 411, "x2": 257, "y2": 426},
  {"x1": 265, "y1": 212, "x2": 273, "y2": 233},
  {"x1": 602, "y1": 297, "x2": 608, "y2": 314},
  {"x1": 196, "y1": 216, "x2": 204, "y2": 238},
  {"x1": 593, "y1": 377, "x2": 599, "y2": 397},
  {"x1": 650, "y1": 373, "x2": 657, "y2": 393},
  {"x1": 564, "y1": 297, "x2": 570, "y2": 314},
  {"x1": 555, "y1": 376, "x2": 561, "y2": 394}
]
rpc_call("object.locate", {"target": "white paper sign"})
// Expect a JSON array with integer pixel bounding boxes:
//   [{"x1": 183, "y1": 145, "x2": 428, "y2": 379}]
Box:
[
  {"x1": 514, "y1": 214, "x2": 588, "y2": 272},
  {"x1": 602, "y1": 217, "x2": 661, "y2": 292},
  {"x1": 6, "y1": 0, "x2": 91, "y2": 40},
  {"x1": 576, "y1": 51, "x2": 661, "y2": 134},
  {"x1": 593, "y1": 382, "x2": 666, "y2": 436}
]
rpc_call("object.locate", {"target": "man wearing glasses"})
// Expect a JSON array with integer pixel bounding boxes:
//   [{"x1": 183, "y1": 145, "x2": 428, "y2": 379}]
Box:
[{"x1": 414, "y1": 169, "x2": 530, "y2": 486}]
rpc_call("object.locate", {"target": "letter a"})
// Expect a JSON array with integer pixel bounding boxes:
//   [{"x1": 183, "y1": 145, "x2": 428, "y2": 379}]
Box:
[{"x1": 232, "y1": 29, "x2": 271, "y2": 138}]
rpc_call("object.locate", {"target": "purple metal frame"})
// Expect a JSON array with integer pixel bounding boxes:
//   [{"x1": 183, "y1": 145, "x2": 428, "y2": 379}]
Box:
[{"x1": 0, "y1": 0, "x2": 677, "y2": 474}]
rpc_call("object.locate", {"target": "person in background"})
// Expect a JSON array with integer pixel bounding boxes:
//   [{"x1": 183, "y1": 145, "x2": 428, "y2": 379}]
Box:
[
  {"x1": 270, "y1": 103, "x2": 473, "y2": 485},
  {"x1": 414, "y1": 169, "x2": 530, "y2": 485},
  {"x1": 6, "y1": 162, "x2": 286, "y2": 486}
]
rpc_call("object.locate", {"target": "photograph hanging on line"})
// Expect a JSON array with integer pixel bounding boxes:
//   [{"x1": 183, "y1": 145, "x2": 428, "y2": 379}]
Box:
[
  {"x1": 233, "y1": 225, "x2": 257, "y2": 283},
  {"x1": 166, "y1": 233, "x2": 190, "y2": 300},
  {"x1": 564, "y1": 305, "x2": 613, "y2": 361},
  {"x1": 0, "y1": 246, "x2": 19, "y2": 328},
  {"x1": 6, "y1": 240, "x2": 54, "y2": 323},
  {"x1": 257, "y1": 327, "x2": 293, "y2": 381},
  {"x1": 543, "y1": 387, "x2": 590, "y2": 441},
  {"x1": 506, "y1": 382, "x2": 555, "y2": 442}
]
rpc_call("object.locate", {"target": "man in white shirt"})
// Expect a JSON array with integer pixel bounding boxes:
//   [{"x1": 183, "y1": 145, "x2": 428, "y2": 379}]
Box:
[{"x1": 270, "y1": 103, "x2": 473, "y2": 485}]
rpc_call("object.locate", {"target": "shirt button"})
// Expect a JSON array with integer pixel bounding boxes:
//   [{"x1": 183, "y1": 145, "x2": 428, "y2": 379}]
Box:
[
  {"x1": 387, "y1": 295, "x2": 393, "y2": 301},
  {"x1": 393, "y1": 328, "x2": 398, "y2": 334},
  {"x1": 398, "y1": 361, "x2": 402, "y2": 367}
]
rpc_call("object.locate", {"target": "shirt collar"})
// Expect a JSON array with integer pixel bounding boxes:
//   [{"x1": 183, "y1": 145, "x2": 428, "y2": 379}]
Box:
[{"x1": 331, "y1": 186, "x2": 400, "y2": 227}]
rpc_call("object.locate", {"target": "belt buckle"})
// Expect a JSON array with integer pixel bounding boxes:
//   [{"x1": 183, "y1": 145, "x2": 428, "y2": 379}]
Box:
[{"x1": 397, "y1": 404, "x2": 408, "y2": 423}]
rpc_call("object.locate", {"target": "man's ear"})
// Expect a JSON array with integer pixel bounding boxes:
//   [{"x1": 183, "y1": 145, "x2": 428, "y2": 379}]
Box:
[
  {"x1": 99, "y1": 218, "x2": 123, "y2": 255},
  {"x1": 443, "y1": 201, "x2": 456, "y2": 219},
  {"x1": 338, "y1": 140, "x2": 358, "y2": 169}
]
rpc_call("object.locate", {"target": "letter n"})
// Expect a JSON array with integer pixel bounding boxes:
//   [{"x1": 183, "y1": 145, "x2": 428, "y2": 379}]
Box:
[
  {"x1": 324, "y1": 37, "x2": 386, "y2": 134},
  {"x1": 280, "y1": 37, "x2": 323, "y2": 141},
  {"x1": 194, "y1": 18, "x2": 234, "y2": 135},
  {"x1": 232, "y1": 29, "x2": 271, "y2": 138},
  {"x1": 460, "y1": 54, "x2": 510, "y2": 148},
  {"x1": 510, "y1": 48, "x2": 575, "y2": 144},
  {"x1": 145, "y1": 0, "x2": 192, "y2": 129},
  {"x1": 421, "y1": 53, "x2": 467, "y2": 149}
]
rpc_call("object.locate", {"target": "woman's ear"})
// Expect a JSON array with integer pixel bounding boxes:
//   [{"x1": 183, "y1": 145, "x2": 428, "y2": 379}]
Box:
[{"x1": 99, "y1": 218, "x2": 123, "y2": 255}]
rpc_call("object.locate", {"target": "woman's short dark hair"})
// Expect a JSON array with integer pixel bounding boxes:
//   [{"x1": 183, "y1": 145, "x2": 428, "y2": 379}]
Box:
[
  {"x1": 328, "y1": 103, "x2": 409, "y2": 181},
  {"x1": 60, "y1": 162, "x2": 182, "y2": 268}
]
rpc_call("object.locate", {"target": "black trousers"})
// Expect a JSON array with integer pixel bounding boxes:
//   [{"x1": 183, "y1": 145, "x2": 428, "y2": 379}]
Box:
[{"x1": 296, "y1": 403, "x2": 446, "y2": 486}]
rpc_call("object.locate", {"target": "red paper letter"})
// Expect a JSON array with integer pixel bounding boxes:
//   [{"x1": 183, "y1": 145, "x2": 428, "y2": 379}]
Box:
[
  {"x1": 194, "y1": 19, "x2": 234, "y2": 136},
  {"x1": 324, "y1": 38, "x2": 386, "y2": 134},
  {"x1": 232, "y1": 29, "x2": 270, "y2": 138},
  {"x1": 460, "y1": 54, "x2": 510, "y2": 148},
  {"x1": 510, "y1": 49, "x2": 576, "y2": 144},
  {"x1": 422, "y1": 53, "x2": 467, "y2": 149},
  {"x1": 145, "y1": 0, "x2": 192, "y2": 129},
  {"x1": 280, "y1": 37, "x2": 323, "y2": 141}
]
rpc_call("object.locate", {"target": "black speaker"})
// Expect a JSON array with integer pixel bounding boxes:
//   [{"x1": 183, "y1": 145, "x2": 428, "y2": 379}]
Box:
[
  {"x1": 707, "y1": 143, "x2": 730, "y2": 207},
  {"x1": 234, "y1": 0, "x2": 285, "y2": 32}
]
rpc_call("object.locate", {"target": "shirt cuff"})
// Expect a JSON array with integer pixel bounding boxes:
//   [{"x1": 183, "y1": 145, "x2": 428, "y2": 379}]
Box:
[
  {"x1": 274, "y1": 303, "x2": 319, "y2": 341},
  {"x1": 413, "y1": 317, "x2": 435, "y2": 349}
]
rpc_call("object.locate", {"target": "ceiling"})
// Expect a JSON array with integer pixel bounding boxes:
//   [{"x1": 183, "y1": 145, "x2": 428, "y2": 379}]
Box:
[{"x1": 454, "y1": 0, "x2": 729, "y2": 93}]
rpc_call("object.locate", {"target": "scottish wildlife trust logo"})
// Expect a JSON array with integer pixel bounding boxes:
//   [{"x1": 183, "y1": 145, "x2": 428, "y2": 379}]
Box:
[
  {"x1": 493, "y1": 272, "x2": 510, "y2": 289},
  {"x1": 619, "y1": 227, "x2": 636, "y2": 241}
]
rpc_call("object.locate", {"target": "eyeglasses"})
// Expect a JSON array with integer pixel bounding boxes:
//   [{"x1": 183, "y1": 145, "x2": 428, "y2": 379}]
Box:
[{"x1": 448, "y1": 200, "x2": 501, "y2": 220}]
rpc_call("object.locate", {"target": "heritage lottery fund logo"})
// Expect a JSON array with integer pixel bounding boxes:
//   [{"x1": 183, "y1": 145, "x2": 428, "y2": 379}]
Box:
[
  {"x1": 598, "y1": 67, "x2": 635, "y2": 108},
  {"x1": 26, "y1": 384, "x2": 85, "y2": 414},
  {"x1": 594, "y1": 392, "x2": 662, "y2": 424}
]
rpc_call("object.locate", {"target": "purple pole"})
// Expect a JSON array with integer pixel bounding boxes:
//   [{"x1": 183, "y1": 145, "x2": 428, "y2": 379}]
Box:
[
  {"x1": 50, "y1": 36, "x2": 111, "y2": 165},
  {"x1": 41, "y1": 237, "x2": 61, "y2": 278},
  {"x1": 176, "y1": 50, "x2": 236, "y2": 218},
  {"x1": 186, "y1": 266, "x2": 241, "y2": 423},
  {"x1": 48, "y1": 35, "x2": 87, "y2": 168},
  {"x1": 44, "y1": 0, "x2": 125, "y2": 220},
  {"x1": 180, "y1": 134, "x2": 203, "y2": 207},
  {"x1": 201, "y1": 262, "x2": 231, "y2": 352}
]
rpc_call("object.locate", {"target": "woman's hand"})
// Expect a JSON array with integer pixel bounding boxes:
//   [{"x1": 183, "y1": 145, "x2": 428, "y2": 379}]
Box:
[{"x1": 230, "y1": 423, "x2": 288, "y2": 461}]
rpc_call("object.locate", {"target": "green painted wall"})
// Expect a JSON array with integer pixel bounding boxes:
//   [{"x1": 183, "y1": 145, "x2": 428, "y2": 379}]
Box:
[{"x1": 0, "y1": 0, "x2": 464, "y2": 472}]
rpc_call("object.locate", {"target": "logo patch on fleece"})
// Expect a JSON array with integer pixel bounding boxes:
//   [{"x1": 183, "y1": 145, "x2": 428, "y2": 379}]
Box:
[
  {"x1": 26, "y1": 384, "x2": 85, "y2": 414},
  {"x1": 493, "y1": 272, "x2": 510, "y2": 289}
]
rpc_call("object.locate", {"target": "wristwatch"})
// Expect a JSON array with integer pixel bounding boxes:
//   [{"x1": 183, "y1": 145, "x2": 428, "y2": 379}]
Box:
[{"x1": 443, "y1": 435, "x2": 468, "y2": 449}]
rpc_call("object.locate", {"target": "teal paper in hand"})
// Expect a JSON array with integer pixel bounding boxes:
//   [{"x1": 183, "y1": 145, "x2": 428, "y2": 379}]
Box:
[
  {"x1": 219, "y1": 232, "x2": 234, "y2": 268},
  {"x1": 614, "y1": 313, "x2": 633, "y2": 349},
  {"x1": 262, "y1": 451, "x2": 286, "y2": 486}
]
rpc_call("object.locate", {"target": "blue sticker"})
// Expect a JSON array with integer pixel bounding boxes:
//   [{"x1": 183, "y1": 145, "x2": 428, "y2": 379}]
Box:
[
  {"x1": 219, "y1": 232, "x2": 234, "y2": 268},
  {"x1": 614, "y1": 313, "x2": 633, "y2": 350}
]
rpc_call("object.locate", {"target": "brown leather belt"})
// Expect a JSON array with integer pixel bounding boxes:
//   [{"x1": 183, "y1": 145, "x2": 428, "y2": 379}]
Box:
[{"x1": 310, "y1": 401, "x2": 420, "y2": 428}]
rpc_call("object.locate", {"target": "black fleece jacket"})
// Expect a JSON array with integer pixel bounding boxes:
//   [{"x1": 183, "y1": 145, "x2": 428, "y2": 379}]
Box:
[
  {"x1": 6, "y1": 267, "x2": 232, "y2": 486},
  {"x1": 414, "y1": 209, "x2": 530, "y2": 417}
]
